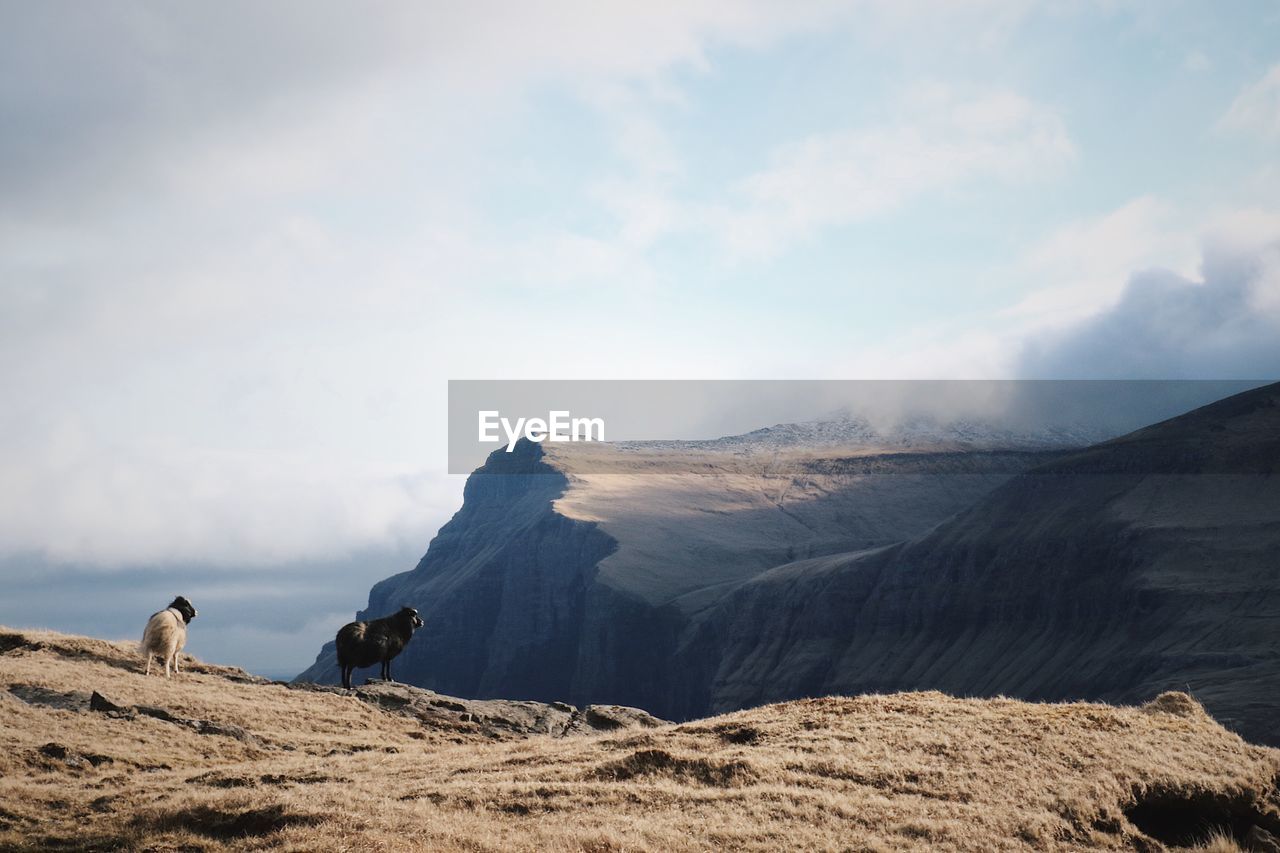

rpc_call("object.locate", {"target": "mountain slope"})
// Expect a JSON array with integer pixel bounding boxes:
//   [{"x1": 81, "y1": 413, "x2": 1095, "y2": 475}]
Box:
[
  {"x1": 6, "y1": 628, "x2": 1280, "y2": 851},
  {"x1": 683, "y1": 381, "x2": 1280, "y2": 744},
  {"x1": 299, "y1": 421, "x2": 1077, "y2": 715}
]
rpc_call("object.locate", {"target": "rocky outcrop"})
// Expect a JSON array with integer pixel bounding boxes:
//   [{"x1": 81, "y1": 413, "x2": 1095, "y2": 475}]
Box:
[
  {"x1": 288, "y1": 680, "x2": 666, "y2": 738},
  {"x1": 298, "y1": 442, "x2": 619, "y2": 703}
]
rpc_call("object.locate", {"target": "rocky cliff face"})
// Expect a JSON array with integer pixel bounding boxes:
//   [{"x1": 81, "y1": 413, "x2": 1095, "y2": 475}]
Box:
[
  {"x1": 298, "y1": 424, "x2": 1069, "y2": 716},
  {"x1": 682, "y1": 382, "x2": 1280, "y2": 745},
  {"x1": 298, "y1": 442, "x2": 617, "y2": 704}
]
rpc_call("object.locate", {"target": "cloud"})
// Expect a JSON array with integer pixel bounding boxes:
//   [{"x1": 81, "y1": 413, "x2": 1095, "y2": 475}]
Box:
[
  {"x1": 0, "y1": 1, "x2": 871, "y2": 222},
  {"x1": 817, "y1": 203, "x2": 1280, "y2": 381},
  {"x1": 0, "y1": 3, "x2": 1264, "y2": 572},
  {"x1": 0, "y1": 434, "x2": 460, "y2": 567},
  {"x1": 1220, "y1": 63, "x2": 1280, "y2": 139},
  {"x1": 1003, "y1": 197, "x2": 1198, "y2": 327},
  {"x1": 1019, "y1": 232, "x2": 1280, "y2": 379},
  {"x1": 703, "y1": 88, "x2": 1075, "y2": 259}
]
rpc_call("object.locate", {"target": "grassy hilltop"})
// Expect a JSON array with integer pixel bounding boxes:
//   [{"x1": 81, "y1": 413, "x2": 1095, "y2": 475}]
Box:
[{"x1": 2, "y1": 627, "x2": 1279, "y2": 852}]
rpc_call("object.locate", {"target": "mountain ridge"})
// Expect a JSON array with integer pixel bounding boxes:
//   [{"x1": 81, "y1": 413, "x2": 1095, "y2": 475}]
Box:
[
  {"x1": 301, "y1": 385, "x2": 1279, "y2": 746},
  {"x1": 681, "y1": 381, "x2": 1280, "y2": 743},
  {"x1": 299, "y1": 418, "x2": 1079, "y2": 713}
]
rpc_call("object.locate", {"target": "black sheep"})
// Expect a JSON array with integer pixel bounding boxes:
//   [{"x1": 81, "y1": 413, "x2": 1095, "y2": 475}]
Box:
[{"x1": 335, "y1": 606, "x2": 424, "y2": 689}]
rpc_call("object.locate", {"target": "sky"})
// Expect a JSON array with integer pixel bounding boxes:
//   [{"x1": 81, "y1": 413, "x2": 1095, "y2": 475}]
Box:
[{"x1": 2, "y1": 1, "x2": 1279, "y2": 676}]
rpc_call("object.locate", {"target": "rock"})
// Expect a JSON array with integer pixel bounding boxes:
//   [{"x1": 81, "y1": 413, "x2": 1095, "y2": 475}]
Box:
[
  {"x1": 300, "y1": 680, "x2": 667, "y2": 738},
  {"x1": 87, "y1": 697, "x2": 263, "y2": 746},
  {"x1": 89, "y1": 692, "x2": 125, "y2": 714},
  {"x1": 38, "y1": 743, "x2": 75, "y2": 763},
  {"x1": 429, "y1": 698, "x2": 467, "y2": 712},
  {"x1": 35, "y1": 742, "x2": 111, "y2": 769},
  {"x1": 581, "y1": 705, "x2": 665, "y2": 732},
  {"x1": 135, "y1": 705, "x2": 180, "y2": 723}
]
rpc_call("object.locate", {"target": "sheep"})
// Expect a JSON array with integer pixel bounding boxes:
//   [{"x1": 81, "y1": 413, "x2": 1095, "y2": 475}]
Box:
[
  {"x1": 336, "y1": 606, "x2": 424, "y2": 689},
  {"x1": 140, "y1": 596, "x2": 198, "y2": 678}
]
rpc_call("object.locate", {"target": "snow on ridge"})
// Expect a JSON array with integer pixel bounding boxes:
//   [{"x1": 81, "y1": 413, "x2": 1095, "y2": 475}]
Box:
[{"x1": 608, "y1": 414, "x2": 1114, "y2": 453}]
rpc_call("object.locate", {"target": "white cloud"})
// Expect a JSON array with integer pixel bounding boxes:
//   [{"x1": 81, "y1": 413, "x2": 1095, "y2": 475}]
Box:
[
  {"x1": 0, "y1": 423, "x2": 462, "y2": 567},
  {"x1": 1020, "y1": 232, "x2": 1280, "y2": 379},
  {"x1": 1003, "y1": 197, "x2": 1198, "y2": 327},
  {"x1": 0, "y1": 1, "x2": 1267, "y2": 576},
  {"x1": 1220, "y1": 64, "x2": 1280, "y2": 139},
  {"x1": 821, "y1": 201, "x2": 1280, "y2": 380},
  {"x1": 0, "y1": 1, "x2": 863, "y2": 223},
  {"x1": 702, "y1": 88, "x2": 1075, "y2": 259}
]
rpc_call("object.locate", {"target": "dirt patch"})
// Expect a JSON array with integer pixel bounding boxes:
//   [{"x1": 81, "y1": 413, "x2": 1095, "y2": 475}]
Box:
[
  {"x1": 133, "y1": 803, "x2": 322, "y2": 840},
  {"x1": 1125, "y1": 783, "x2": 1280, "y2": 849},
  {"x1": 8, "y1": 685, "x2": 91, "y2": 712},
  {"x1": 0, "y1": 633, "x2": 43, "y2": 655},
  {"x1": 714, "y1": 723, "x2": 762, "y2": 745},
  {"x1": 187, "y1": 771, "x2": 258, "y2": 788},
  {"x1": 592, "y1": 748, "x2": 758, "y2": 787},
  {"x1": 29, "y1": 742, "x2": 114, "y2": 771},
  {"x1": 260, "y1": 772, "x2": 348, "y2": 786}
]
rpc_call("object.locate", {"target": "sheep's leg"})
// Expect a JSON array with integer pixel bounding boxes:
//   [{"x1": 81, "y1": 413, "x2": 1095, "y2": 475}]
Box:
[
  {"x1": 385, "y1": 659, "x2": 393, "y2": 683},
  {"x1": 144, "y1": 653, "x2": 152, "y2": 676},
  {"x1": 173, "y1": 654, "x2": 180, "y2": 675},
  {"x1": 164, "y1": 655, "x2": 171, "y2": 679}
]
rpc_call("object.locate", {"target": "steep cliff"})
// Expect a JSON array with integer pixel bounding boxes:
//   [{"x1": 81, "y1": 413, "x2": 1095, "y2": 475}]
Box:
[
  {"x1": 298, "y1": 425, "x2": 1069, "y2": 716},
  {"x1": 298, "y1": 441, "x2": 617, "y2": 703},
  {"x1": 684, "y1": 382, "x2": 1280, "y2": 744}
]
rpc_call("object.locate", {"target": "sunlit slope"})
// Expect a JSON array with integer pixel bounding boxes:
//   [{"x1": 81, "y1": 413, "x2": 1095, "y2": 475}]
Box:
[{"x1": 5, "y1": 628, "x2": 1280, "y2": 852}]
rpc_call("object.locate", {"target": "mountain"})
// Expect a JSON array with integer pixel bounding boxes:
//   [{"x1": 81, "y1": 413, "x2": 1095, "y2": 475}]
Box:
[
  {"x1": 679, "y1": 381, "x2": 1280, "y2": 745},
  {"x1": 298, "y1": 417, "x2": 1095, "y2": 714},
  {"x1": 8, "y1": 627, "x2": 1280, "y2": 851},
  {"x1": 301, "y1": 386, "x2": 1279, "y2": 745}
]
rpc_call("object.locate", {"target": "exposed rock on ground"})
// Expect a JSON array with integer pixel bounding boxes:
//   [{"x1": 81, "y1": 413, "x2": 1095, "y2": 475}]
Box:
[{"x1": 288, "y1": 679, "x2": 667, "y2": 737}]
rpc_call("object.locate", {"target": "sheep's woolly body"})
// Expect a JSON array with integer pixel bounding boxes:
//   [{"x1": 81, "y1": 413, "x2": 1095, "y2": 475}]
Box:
[
  {"x1": 336, "y1": 607, "x2": 423, "y2": 688},
  {"x1": 141, "y1": 608, "x2": 187, "y2": 678}
]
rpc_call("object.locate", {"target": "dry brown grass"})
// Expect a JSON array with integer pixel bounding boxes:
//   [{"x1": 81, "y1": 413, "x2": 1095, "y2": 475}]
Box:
[{"x1": 2, "y1": 626, "x2": 1278, "y2": 852}]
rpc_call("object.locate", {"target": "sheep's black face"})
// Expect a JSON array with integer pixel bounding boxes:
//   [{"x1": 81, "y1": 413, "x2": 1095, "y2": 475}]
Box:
[
  {"x1": 170, "y1": 596, "x2": 198, "y2": 624},
  {"x1": 402, "y1": 607, "x2": 424, "y2": 629}
]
